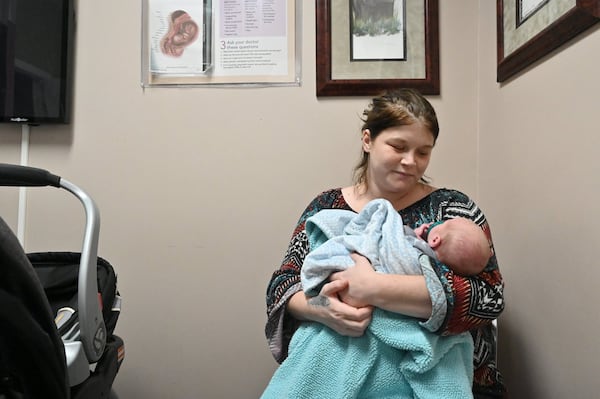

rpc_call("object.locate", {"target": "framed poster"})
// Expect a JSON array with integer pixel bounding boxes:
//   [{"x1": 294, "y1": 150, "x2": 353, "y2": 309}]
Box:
[
  {"x1": 316, "y1": 0, "x2": 439, "y2": 97},
  {"x1": 142, "y1": 0, "x2": 301, "y2": 87},
  {"x1": 497, "y1": 0, "x2": 600, "y2": 82}
]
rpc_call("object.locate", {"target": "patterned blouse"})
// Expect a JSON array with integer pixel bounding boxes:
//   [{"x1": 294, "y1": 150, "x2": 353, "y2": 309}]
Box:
[{"x1": 265, "y1": 188, "x2": 506, "y2": 396}]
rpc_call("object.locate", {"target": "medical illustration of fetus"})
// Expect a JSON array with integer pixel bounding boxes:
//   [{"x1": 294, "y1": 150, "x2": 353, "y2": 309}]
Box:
[{"x1": 160, "y1": 10, "x2": 199, "y2": 57}]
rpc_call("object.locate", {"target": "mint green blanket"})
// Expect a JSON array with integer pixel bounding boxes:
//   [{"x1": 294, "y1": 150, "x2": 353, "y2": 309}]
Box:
[{"x1": 262, "y1": 310, "x2": 473, "y2": 398}]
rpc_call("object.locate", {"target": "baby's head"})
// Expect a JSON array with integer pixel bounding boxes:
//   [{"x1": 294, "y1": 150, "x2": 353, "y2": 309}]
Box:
[{"x1": 420, "y1": 218, "x2": 491, "y2": 275}]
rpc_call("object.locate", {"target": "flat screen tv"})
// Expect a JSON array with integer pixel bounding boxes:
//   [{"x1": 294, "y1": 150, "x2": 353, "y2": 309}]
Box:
[{"x1": 0, "y1": 0, "x2": 75, "y2": 124}]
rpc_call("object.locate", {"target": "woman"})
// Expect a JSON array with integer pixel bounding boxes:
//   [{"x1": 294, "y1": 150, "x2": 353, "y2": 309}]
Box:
[{"x1": 265, "y1": 89, "x2": 505, "y2": 397}]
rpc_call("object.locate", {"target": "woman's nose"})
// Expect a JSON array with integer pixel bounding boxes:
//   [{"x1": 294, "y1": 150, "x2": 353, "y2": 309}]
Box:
[{"x1": 401, "y1": 152, "x2": 416, "y2": 165}]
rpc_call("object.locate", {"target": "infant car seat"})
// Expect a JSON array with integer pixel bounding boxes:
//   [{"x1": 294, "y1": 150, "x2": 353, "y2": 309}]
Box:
[{"x1": 0, "y1": 164, "x2": 124, "y2": 399}]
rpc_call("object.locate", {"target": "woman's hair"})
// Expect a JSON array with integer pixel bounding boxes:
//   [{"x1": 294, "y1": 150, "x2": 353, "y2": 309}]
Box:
[{"x1": 353, "y1": 88, "x2": 439, "y2": 187}]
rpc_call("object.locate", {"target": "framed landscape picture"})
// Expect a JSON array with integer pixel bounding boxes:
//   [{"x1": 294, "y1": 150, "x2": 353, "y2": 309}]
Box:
[{"x1": 316, "y1": 0, "x2": 440, "y2": 96}]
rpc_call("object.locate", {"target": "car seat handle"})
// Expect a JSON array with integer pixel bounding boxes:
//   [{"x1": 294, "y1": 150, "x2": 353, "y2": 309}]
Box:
[
  {"x1": 0, "y1": 163, "x2": 61, "y2": 187},
  {"x1": 0, "y1": 163, "x2": 107, "y2": 362}
]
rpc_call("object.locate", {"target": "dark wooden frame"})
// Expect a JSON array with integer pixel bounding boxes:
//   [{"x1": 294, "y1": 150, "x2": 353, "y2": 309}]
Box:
[
  {"x1": 316, "y1": 0, "x2": 439, "y2": 97},
  {"x1": 497, "y1": 0, "x2": 600, "y2": 82}
]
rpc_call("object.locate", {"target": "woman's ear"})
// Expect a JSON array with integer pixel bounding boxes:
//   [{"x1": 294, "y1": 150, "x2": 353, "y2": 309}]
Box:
[{"x1": 361, "y1": 129, "x2": 372, "y2": 152}]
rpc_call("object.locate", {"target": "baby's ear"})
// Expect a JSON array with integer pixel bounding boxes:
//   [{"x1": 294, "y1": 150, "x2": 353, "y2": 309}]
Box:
[{"x1": 429, "y1": 233, "x2": 442, "y2": 249}]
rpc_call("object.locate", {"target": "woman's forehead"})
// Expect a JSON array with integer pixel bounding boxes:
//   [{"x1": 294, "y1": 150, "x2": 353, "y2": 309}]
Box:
[{"x1": 378, "y1": 125, "x2": 435, "y2": 145}]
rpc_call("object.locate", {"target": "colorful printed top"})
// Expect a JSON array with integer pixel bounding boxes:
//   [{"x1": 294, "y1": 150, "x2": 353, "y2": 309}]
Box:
[{"x1": 265, "y1": 188, "x2": 506, "y2": 396}]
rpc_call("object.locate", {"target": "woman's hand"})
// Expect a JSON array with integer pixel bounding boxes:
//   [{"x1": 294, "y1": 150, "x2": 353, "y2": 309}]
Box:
[
  {"x1": 329, "y1": 253, "x2": 378, "y2": 307},
  {"x1": 330, "y1": 252, "x2": 433, "y2": 319},
  {"x1": 289, "y1": 279, "x2": 373, "y2": 337}
]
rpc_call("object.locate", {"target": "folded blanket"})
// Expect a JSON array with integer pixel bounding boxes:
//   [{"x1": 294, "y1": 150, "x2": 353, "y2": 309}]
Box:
[{"x1": 261, "y1": 199, "x2": 474, "y2": 399}]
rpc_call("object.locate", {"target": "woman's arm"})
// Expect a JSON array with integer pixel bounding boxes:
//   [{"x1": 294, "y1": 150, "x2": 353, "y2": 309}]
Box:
[
  {"x1": 265, "y1": 189, "x2": 373, "y2": 363},
  {"x1": 265, "y1": 230, "x2": 373, "y2": 363},
  {"x1": 329, "y1": 253, "x2": 432, "y2": 319},
  {"x1": 440, "y1": 236, "x2": 504, "y2": 334},
  {"x1": 430, "y1": 196, "x2": 505, "y2": 334},
  {"x1": 287, "y1": 280, "x2": 372, "y2": 337},
  {"x1": 429, "y1": 197, "x2": 505, "y2": 399}
]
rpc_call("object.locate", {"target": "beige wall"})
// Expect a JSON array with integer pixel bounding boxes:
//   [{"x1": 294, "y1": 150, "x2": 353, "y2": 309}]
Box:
[
  {"x1": 0, "y1": 1, "x2": 598, "y2": 397},
  {"x1": 478, "y1": 3, "x2": 600, "y2": 398}
]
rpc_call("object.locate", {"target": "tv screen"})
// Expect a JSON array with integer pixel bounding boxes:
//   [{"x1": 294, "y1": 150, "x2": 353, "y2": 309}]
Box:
[{"x1": 0, "y1": 0, "x2": 75, "y2": 124}]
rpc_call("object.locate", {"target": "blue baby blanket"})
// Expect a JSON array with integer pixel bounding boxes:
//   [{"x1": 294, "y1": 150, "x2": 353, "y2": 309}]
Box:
[{"x1": 302, "y1": 198, "x2": 428, "y2": 296}]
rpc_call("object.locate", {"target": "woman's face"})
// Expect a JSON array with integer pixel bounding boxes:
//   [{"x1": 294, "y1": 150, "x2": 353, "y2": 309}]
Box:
[{"x1": 362, "y1": 122, "x2": 435, "y2": 195}]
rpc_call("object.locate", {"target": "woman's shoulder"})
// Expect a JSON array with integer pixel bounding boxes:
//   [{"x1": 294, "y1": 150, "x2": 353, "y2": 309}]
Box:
[
  {"x1": 428, "y1": 188, "x2": 473, "y2": 204},
  {"x1": 316, "y1": 187, "x2": 343, "y2": 198},
  {"x1": 300, "y1": 187, "x2": 349, "y2": 218},
  {"x1": 402, "y1": 188, "x2": 480, "y2": 222},
  {"x1": 428, "y1": 188, "x2": 486, "y2": 223}
]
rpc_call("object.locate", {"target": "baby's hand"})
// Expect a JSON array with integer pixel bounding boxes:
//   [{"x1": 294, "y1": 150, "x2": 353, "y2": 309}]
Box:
[{"x1": 413, "y1": 223, "x2": 432, "y2": 239}]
